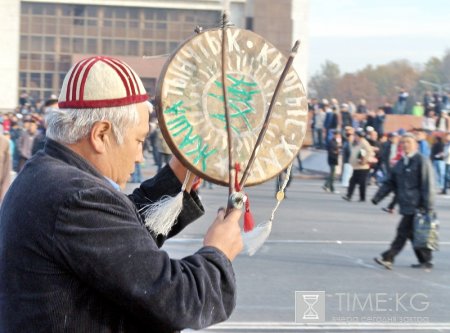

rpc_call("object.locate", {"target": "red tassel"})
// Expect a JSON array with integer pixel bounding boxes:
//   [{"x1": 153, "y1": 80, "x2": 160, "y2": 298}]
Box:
[
  {"x1": 244, "y1": 197, "x2": 254, "y2": 232},
  {"x1": 234, "y1": 163, "x2": 241, "y2": 192}
]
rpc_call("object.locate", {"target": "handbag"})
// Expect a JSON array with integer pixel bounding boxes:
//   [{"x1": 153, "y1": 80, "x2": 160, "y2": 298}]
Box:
[{"x1": 413, "y1": 211, "x2": 439, "y2": 251}]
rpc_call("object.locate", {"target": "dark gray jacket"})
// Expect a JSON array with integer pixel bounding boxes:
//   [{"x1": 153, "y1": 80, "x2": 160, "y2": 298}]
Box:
[
  {"x1": 0, "y1": 139, "x2": 236, "y2": 333},
  {"x1": 372, "y1": 152, "x2": 435, "y2": 215}
]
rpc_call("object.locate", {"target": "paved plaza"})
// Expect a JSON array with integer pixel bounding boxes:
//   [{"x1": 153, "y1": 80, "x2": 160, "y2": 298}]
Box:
[{"x1": 126, "y1": 150, "x2": 450, "y2": 332}]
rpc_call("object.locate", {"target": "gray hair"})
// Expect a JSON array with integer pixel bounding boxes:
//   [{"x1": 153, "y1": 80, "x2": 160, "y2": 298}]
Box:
[
  {"x1": 401, "y1": 132, "x2": 417, "y2": 140},
  {"x1": 45, "y1": 104, "x2": 140, "y2": 145}
]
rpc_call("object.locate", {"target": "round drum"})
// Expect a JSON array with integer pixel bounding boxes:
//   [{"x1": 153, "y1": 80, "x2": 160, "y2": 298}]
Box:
[{"x1": 156, "y1": 27, "x2": 308, "y2": 186}]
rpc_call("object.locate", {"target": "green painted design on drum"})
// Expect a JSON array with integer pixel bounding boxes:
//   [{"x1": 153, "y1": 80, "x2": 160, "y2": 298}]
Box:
[
  {"x1": 208, "y1": 74, "x2": 261, "y2": 133},
  {"x1": 164, "y1": 101, "x2": 217, "y2": 172}
]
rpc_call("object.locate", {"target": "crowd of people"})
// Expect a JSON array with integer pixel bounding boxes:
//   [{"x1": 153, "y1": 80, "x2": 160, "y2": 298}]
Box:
[
  {"x1": 0, "y1": 99, "x2": 55, "y2": 203},
  {"x1": 0, "y1": 95, "x2": 179, "y2": 202},
  {"x1": 311, "y1": 95, "x2": 450, "y2": 199},
  {"x1": 313, "y1": 94, "x2": 449, "y2": 271}
]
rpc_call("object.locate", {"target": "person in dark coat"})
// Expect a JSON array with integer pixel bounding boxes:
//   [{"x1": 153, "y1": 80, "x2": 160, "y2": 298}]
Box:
[
  {"x1": 340, "y1": 104, "x2": 353, "y2": 129},
  {"x1": 323, "y1": 107, "x2": 338, "y2": 147},
  {"x1": 0, "y1": 56, "x2": 243, "y2": 333},
  {"x1": 379, "y1": 132, "x2": 402, "y2": 213},
  {"x1": 323, "y1": 130, "x2": 341, "y2": 193},
  {"x1": 372, "y1": 133, "x2": 435, "y2": 270}
]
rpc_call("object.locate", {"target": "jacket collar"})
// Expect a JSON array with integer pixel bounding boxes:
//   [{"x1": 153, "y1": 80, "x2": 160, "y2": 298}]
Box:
[{"x1": 43, "y1": 138, "x2": 106, "y2": 181}]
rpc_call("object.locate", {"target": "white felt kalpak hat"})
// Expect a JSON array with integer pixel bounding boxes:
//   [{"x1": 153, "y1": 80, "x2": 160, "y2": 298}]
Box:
[{"x1": 58, "y1": 56, "x2": 148, "y2": 109}]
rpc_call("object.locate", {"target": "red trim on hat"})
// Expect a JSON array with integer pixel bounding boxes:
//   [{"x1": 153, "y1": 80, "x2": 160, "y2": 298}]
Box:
[
  {"x1": 65, "y1": 59, "x2": 85, "y2": 101},
  {"x1": 59, "y1": 55, "x2": 148, "y2": 109},
  {"x1": 71, "y1": 58, "x2": 95, "y2": 103},
  {"x1": 112, "y1": 58, "x2": 141, "y2": 96},
  {"x1": 79, "y1": 57, "x2": 100, "y2": 103},
  {"x1": 108, "y1": 58, "x2": 136, "y2": 96},
  {"x1": 58, "y1": 93, "x2": 148, "y2": 109}
]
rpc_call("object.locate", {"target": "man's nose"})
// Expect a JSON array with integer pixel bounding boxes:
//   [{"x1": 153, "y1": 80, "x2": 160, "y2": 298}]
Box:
[{"x1": 136, "y1": 148, "x2": 144, "y2": 163}]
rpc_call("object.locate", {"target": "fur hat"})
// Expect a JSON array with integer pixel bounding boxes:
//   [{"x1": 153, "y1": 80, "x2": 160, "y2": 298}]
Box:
[{"x1": 58, "y1": 56, "x2": 148, "y2": 109}]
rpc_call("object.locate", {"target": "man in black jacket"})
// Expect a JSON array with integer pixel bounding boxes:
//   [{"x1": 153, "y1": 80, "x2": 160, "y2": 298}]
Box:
[
  {"x1": 323, "y1": 130, "x2": 341, "y2": 193},
  {"x1": 0, "y1": 56, "x2": 243, "y2": 332},
  {"x1": 372, "y1": 133, "x2": 435, "y2": 270}
]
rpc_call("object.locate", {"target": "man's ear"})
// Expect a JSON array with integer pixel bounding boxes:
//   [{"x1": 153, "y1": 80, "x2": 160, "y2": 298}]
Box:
[{"x1": 90, "y1": 121, "x2": 112, "y2": 153}]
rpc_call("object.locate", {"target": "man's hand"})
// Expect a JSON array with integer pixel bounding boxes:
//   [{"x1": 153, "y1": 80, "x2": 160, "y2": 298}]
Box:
[
  {"x1": 169, "y1": 156, "x2": 188, "y2": 184},
  {"x1": 204, "y1": 208, "x2": 243, "y2": 261}
]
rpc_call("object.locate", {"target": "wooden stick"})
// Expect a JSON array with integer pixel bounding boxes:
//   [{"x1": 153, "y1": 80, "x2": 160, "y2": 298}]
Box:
[
  {"x1": 221, "y1": 12, "x2": 234, "y2": 197},
  {"x1": 184, "y1": 171, "x2": 198, "y2": 193},
  {"x1": 239, "y1": 40, "x2": 301, "y2": 189}
]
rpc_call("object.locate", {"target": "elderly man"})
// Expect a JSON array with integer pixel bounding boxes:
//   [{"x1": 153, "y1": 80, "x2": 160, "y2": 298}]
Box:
[
  {"x1": 0, "y1": 56, "x2": 243, "y2": 332},
  {"x1": 372, "y1": 133, "x2": 435, "y2": 270}
]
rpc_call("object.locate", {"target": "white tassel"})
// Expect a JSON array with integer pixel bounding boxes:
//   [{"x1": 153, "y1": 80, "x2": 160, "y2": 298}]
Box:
[
  {"x1": 243, "y1": 221, "x2": 272, "y2": 256},
  {"x1": 142, "y1": 171, "x2": 192, "y2": 236},
  {"x1": 242, "y1": 163, "x2": 293, "y2": 256}
]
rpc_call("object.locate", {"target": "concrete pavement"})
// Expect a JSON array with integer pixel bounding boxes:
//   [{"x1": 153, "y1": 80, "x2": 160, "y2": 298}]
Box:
[{"x1": 126, "y1": 149, "x2": 450, "y2": 332}]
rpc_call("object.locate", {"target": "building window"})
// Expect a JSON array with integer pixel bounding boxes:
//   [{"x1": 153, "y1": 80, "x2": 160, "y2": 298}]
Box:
[
  {"x1": 128, "y1": 40, "x2": 139, "y2": 56},
  {"x1": 87, "y1": 39, "x2": 97, "y2": 53},
  {"x1": 19, "y1": 54, "x2": 29, "y2": 71},
  {"x1": 44, "y1": 73, "x2": 53, "y2": 88},
  {"x1": 45, "y1": 37, "x2": 55, "y2": 53},
  {"x1": 103, "y1": 39, "x2": 112, "y2": 54},
  {"x1": 43, "y1": 54, "x2": 55, "y2": 71},
  {"x1": 19, "y1": 2, "x2": 223, "y2": 101},
  {"x1": 143, "y1": 41, "x2": 153, "y2": 55},
  {"x1": 31, "y1": 36, "x2": 43, "y2": 52},
  {"x1": 115, "y1": 8, "x2": 126, "y2": 19},
  {"x1": 44, "y1": 4, "x2": 56, "y2": 16},
  {"x1": 114, "y1": 40, "x2": 126, "y2": 55},
  {"x1": 20, "y1": 36, "x2": 29, "y2": 52},
  {"x1": 155, "y1": 41, "x2": 166, "y2": 55},
  {"x1": 31, "y1": 3, "x2": 44, "y2": 15},
  {"x1": 60, "y1": 37, "x2": 71, "y2": 53},
  {"x1": 61, "y1": 5, "x2": 72, "y2": 16},
  {"x1": 87, "y1": 6, "x2": 97, "y2": 17},
  {"x1": 104, "y1": 7, "x2": 113, "y2": 18},
  {"x1": 30, "y1": 73, "x2": 41, "y2": 88},
  {"x1": 129, "y1": 8, "x2": 139, "y2": 19},
  {"x1": 73, "y1": 38, "x2": 84, "y2": 53},
  {"x1": 19, "y1": 72, "x2": 27, "y2": 87}
]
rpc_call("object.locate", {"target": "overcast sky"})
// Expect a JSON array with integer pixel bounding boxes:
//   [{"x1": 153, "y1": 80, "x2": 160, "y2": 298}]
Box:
[{"x1": 308, "y1": 0, "x2": 450, "y2": 75}]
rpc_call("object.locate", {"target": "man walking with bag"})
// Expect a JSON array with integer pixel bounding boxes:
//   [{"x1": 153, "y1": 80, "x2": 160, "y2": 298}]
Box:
[{"x1": 371, "y1": 133, "x2": 435, "y2": 270}]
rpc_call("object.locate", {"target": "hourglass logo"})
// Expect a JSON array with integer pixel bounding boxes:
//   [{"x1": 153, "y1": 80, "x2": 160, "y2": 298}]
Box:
[{"x1": 295, "y1": 291, "x2": 325, "y2": 323}]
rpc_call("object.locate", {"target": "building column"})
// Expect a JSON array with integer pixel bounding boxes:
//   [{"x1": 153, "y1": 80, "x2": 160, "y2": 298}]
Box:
[
  {"x1": 291, "y1": 0, "x2": 309, "y2": 94},
  {"x1": 0, "y1": 0, "x2": 20, "y2": 112}
]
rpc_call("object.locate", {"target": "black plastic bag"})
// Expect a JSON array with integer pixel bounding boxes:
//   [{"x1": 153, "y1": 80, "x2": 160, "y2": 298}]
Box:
[{"x1": 413, "y1": 211, "x2": 439, "y2": 251}]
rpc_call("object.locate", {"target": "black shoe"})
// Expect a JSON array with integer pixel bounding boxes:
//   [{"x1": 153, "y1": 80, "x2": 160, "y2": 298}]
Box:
[
  {"x1": 342, "y1": 195, "x2": 351, "y2": 201},
  {"x1": 411, "y1": 263, "x2": 433, "y2": 269},
  {"x1": 374, "y1": 257, "x2": 393, "y2": 270},
  {"x1": 322, "y1": 185, "x2": 330, "y2": 192}
]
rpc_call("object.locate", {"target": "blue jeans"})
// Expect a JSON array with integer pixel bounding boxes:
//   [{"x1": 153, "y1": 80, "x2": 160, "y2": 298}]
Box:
[
  {"x1": 443, "y1": 164, "x2": 450, "y2": 193},
  {"x1": 433, "y1": 160, "x2": 445, "y2": 190},
  {"x1": 314, "y1": 128, "x2": 323, "y2": 148}
]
